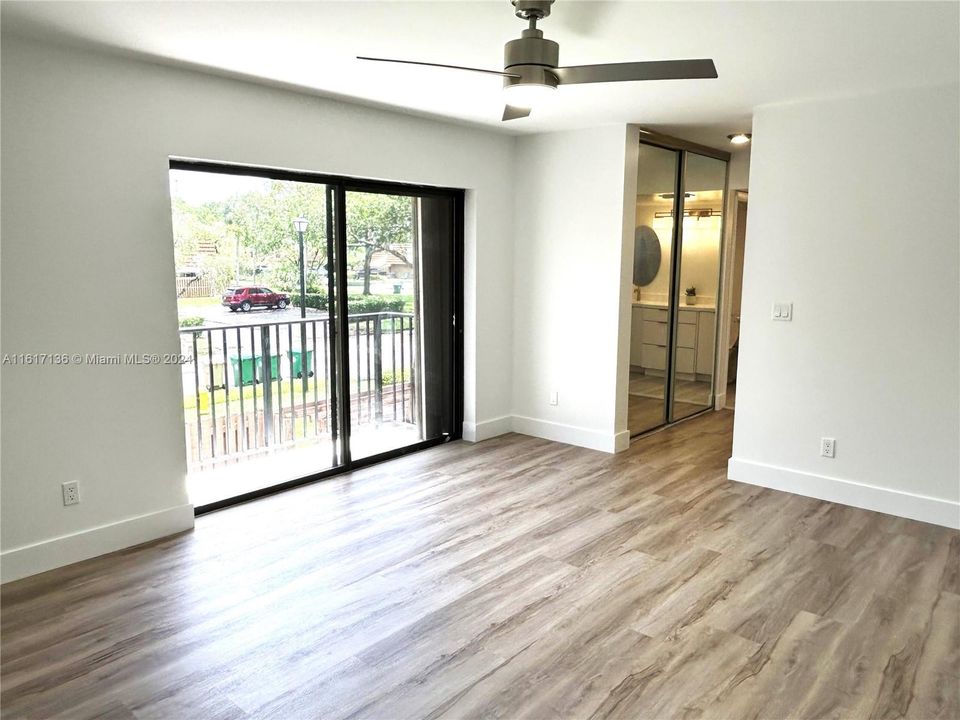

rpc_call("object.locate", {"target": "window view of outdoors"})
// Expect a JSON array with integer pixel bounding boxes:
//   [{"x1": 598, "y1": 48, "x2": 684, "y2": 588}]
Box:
[{"x1": 170, "y1": 168, "x2": 421, "y2": 507}]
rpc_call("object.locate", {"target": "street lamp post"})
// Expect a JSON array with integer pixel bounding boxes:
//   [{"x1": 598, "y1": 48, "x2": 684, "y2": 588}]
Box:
[
  {"x1": 292, "y1": 217, "x2": 310, "y2": 419},
  {"x1": 293, "y1": 216, "x2": 309, "y2": 318}
]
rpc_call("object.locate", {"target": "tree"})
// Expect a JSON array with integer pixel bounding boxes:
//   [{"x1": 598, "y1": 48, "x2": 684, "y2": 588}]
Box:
[
  {"x1": 224, "y1": 181, "x2": 329, "y2": 290},
  {"x1": 345, "y1": 193, "x2": 413, "y2": 295},
  {"x1": 171, "y1": 198, "x2": 235, "y2": 293},
  {"x1": 171, "y1": 179, "x2": 415, "y2": 298}
]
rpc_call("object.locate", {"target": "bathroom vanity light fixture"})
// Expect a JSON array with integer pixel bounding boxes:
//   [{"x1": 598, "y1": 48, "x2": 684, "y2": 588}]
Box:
[
  {"x1": 655, "y1": 208, "x2": 721, "y2": 219},
  {"x1": 727, "y1": 133, "x2": 751, "y2": 145}
]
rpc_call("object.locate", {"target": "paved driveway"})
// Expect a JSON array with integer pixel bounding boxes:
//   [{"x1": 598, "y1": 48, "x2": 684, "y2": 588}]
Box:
[{"x1": 179, "y1": 301, "x2": 326, "y2": 328}]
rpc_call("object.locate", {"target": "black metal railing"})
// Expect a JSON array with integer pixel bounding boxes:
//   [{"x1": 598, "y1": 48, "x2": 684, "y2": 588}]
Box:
[{"x1": 178, "y1": 312, "x2": 416, "y2": 469}]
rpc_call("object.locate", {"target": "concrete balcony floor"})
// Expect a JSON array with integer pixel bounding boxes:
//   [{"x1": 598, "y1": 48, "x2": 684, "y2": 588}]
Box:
[{"x1": 187, "y1": 422, "x2": 422, "y2": 507}]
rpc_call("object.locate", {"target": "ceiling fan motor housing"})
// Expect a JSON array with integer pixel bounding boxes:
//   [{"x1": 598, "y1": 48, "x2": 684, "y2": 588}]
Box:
[
  {"x1": 504, "y1": 29, "x2": 560, "y2": 89},
  {"x1": 511, "y1": 0, "x2": 554, "y2": 20}
]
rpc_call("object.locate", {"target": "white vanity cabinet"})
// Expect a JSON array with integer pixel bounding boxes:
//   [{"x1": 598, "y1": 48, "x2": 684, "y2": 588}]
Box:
[
  {"x1": 695, "y1": 310, "x2": 716, "y2": 376},
  {"x1": 630, "y1": 303, "x2": 715, "y2": 379},
  {"x1": 630, "y1": 306, "x2": 667, "y2": 370}
]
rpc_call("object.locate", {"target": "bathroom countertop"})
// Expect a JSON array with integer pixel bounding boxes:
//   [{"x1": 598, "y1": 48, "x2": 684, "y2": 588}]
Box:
[{"x1": 632, "y1": 301, "x2": 716, "y2": 312}]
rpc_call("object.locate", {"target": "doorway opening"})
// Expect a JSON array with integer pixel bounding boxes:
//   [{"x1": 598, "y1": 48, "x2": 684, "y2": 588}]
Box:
[
  {"x1": 169, "y1": 160, "x2": 463, "y2": 511},
  {"x1": 718, "y1": 191, "x2": 748, "y2": 409}
]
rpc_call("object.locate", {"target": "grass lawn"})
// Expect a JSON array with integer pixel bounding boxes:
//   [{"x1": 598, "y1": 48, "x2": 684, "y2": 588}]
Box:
[
  {"x1": 182, "y1": 371, "x2": 408, "y2": 414},
  {"x1": 178, "y1": 296, "x2": 220, "y2": 308},
  {"x1": 184, "y1": 377, "x2": 326, "y2": 413}
]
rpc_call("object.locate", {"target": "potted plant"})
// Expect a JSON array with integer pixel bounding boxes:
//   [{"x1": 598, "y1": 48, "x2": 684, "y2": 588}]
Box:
[{"x1": 685, "y1": 286, "x2": 697, "y2": 306}]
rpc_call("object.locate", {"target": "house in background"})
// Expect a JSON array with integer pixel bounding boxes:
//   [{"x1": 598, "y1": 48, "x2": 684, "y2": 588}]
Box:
[
  {"x1": 370, "y1": 249, "x2": 414, "y2": 279},
  {"x1": 1, "y1": 1, "x2": 957, "y2": 718}
]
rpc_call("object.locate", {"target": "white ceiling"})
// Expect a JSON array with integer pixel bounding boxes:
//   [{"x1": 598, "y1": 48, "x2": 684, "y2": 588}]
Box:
[{"x1": 3, "y1": 1, "x2": 958, "y2": 149}]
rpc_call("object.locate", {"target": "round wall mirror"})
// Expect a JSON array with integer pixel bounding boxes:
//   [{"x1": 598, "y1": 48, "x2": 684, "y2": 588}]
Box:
[{"x1": 633, "y1": 225, "x2": 661, "y2": 286}]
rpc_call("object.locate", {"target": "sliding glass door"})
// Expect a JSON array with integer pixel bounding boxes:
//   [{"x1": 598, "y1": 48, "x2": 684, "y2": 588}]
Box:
[
  {"x1": 343, "y1": 188, "x2": 460, "y2": 461},
  {"x1": 169, "y1": 161, "x2": 462, "y2": 510}
]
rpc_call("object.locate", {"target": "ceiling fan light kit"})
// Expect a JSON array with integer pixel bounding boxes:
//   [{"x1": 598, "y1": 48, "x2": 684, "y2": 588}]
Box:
[
  {"x1": 358, "y1": 0, "x2": 718, "y2": 122},
  {"x1": 503, "y1": 80, "x2": 556, "y2": 108}
]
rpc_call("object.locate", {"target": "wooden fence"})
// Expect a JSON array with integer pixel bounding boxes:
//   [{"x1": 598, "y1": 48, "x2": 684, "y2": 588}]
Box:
[{"x1": 177, "y1": 276, "x2": 215, "y2": 298}]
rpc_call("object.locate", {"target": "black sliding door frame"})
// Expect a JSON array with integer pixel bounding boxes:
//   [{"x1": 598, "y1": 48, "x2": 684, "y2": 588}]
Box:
[
  {"x1": 169, "y1": 159, "x2": 464, "y2": 514},
  {"x1": 337, "y1": 179, "x2": 465, "y2": 467}
]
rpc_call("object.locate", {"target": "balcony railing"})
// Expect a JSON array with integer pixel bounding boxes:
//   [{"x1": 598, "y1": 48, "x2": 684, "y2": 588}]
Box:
[{"x1": 178, "y1": 312, "x2": 417, "y2": 470}]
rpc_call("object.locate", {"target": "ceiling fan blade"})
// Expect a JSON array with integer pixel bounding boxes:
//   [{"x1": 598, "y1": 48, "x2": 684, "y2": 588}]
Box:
[
  {"x1": 502, "y1": 105, "x2": 532, "y2": 121},
  {"x1": 553, "y1": 59, "x2": 718, "y2": 85},
  {"x1": 357, "y1": 56, "x2": 520, "y2": 78}
]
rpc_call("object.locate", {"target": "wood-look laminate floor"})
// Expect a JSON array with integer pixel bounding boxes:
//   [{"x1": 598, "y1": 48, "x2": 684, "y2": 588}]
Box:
[
  {"x1": 626, "y1": 373, "x2": 711, "y2": 435},
  {"x1": 2, "y1": 411, "x2": 958, "y2": 720}
]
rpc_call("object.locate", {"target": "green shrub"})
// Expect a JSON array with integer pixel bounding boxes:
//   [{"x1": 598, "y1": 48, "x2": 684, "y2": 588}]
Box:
[
  {"x1": 289, "y1": 292, "x2": 328, "y2": 310},
  {"x1": 381, "y1": 369, "x2": 411, "y2": 386},
  {"x1": 289, "y1": 293, "x2": 411, "y2": 315},
  {"x1": 348, "y1": 295, "x2": 408, "y2": 314},
  {"x1": 179, "y1": 316, "x2": 205, "y2": 328}
]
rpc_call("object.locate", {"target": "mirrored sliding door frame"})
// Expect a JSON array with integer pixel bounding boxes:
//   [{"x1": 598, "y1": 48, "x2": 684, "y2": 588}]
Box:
[{"x1": 633, "y1": 133, "x2": 730, "y2": 429}]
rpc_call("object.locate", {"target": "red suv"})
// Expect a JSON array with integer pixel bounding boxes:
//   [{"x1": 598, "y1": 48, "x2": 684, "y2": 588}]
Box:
[{"x1": 222, "y1": 287, "x2": 290, "y2": 312}]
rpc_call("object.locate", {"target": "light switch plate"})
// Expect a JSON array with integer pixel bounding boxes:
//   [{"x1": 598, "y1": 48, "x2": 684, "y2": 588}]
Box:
[{"x1": 772, "y1": 302, "x2": 793, "y2": 321}]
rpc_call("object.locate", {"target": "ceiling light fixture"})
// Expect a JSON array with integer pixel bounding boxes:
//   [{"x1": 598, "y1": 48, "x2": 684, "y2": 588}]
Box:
[
  {"x1": 727, "y1": 133, "x2": 752, "y2": 145},
  {"x1": 502, "y1": 63, "x2": 559, "y2": 109},
  {"x1": 502, "y1": 80, "x2": 557, "y2": 108}
]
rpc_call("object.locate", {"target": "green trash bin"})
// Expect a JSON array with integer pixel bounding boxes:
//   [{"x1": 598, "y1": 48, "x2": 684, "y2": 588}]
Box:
[
  {"x1": 393, "y1": 283, "x2": 402, "y2": 294},
  {"x1": 287, "y1": 350, "x2": 314, "y2": 379},
  {"x1": 260, "y1": 354, "x2": 281, "y2": 383},
  {"x1": 230, "y1": 355, "x2": 256, "y2": 387},
  {"x1": 230, "y1": 354, "x2": 280, "y2": 386}
]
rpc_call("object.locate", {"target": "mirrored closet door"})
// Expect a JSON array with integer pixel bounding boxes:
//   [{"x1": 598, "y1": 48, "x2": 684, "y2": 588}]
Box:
[{"x1": 628, "y1": 135, "x2": 728, "y2": 436}]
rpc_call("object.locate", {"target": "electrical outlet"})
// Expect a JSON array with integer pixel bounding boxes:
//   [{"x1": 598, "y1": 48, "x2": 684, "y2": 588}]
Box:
[
  {"x1": 549, "y1": 391, "x2": 559, "y2": 406},
  {"x1": 62, "y1": 480, "x2": 80, "y2": 506},
  {"x1": 820, "y1": 438, "x2": 836, "y2": 458}
]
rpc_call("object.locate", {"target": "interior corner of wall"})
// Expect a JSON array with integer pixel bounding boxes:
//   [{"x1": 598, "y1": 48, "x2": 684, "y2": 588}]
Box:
[{"x1": 1, "y1": 503, "x2": 195, "y2": 584}]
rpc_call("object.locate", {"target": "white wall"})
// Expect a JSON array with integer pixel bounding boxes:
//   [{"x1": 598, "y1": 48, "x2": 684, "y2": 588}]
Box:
[
  {"x1": 730, "y1": 83, "x2": 960, "y2": 528},
  {"x1": 0, "y1": 35, "x2": 516, "y2": 581},
  {"x1": 727, "y1": 147, "x2": 751, "y2": 191},
  {"x1": 510, "y1": 126, "x2": 636, "y2": 452}
]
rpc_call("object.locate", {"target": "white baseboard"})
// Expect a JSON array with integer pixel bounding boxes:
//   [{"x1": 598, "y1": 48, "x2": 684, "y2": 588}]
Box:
[
  {"x1": 512, "y1": 415, "x2": 620, "y2": 453},
  {"x1": 465, "y1": 414, "x2": 624, "y2": 454},
  {"x1": 462, "y1": 415, "x2": 513, "y2": 442},
  {"x1": 1, "y1": 503, "x2": 195, "y2": 583},
  {"x1": 728, "y1": 458, "x2": 959, "y2": 529}
]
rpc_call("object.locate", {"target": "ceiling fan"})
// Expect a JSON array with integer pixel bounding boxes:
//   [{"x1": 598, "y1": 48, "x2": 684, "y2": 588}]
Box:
[{"x1": 358, "y1": 0, "x2": 717, "y2": 122}]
